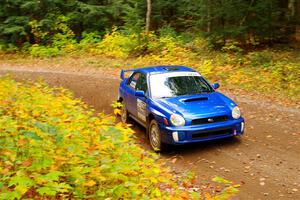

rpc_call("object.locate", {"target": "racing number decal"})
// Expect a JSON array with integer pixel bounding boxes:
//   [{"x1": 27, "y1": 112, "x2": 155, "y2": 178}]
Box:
[{"x1": 137, "y1": 99, "x2": 146, "y2": 122}]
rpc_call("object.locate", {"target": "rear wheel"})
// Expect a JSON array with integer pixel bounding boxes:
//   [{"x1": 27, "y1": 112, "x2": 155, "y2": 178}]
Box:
[
  {"x1": 149, "y1": 119, "x2": 164, "y2": 152},
  {"x1": 120, "y1": 102, "x2": 129, "y2": 123}
]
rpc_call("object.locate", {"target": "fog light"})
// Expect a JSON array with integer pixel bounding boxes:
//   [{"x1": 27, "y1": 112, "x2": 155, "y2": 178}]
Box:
[
  {"x1": 172, "y1": 131, "x2": 186, "y2": 142},
  {"x1": 172, "y1": 132, "x2": 179, "y2": 142},
  {"x1": 241, "y1": 122, "x2": 244, "y2": 132}
]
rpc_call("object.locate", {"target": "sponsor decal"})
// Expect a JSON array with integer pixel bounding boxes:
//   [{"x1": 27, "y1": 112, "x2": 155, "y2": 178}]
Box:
[{"x1": 137, "y1": 99, "x2": 146, "y2": 121}]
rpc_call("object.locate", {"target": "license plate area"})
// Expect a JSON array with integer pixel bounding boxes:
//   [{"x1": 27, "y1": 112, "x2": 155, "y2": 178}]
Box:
[{"x1": 192, "y1": 127, "x2": 232, "y2": 139}]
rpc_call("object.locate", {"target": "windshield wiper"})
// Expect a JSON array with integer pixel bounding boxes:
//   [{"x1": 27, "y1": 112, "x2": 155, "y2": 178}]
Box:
[{"x1": 159, "y1": 96, "x2": 172, "y2": 99}]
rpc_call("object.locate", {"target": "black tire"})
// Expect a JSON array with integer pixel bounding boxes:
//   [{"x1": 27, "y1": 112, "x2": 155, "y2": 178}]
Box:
[
  {"x1": 148, "y1": 119, "x2": 164, "y2": 152},
  {"x1": 120, "y1": 101, "x2": 130, "y2": 123}
]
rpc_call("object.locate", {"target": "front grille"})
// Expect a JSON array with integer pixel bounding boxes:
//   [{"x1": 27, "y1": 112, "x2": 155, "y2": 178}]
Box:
[
  {"x1": 191, "y1": 115, "x2": 229, "y2": 125},
  {"x1": 192, "y1": 127, "x2": 232, "y2": 139}
]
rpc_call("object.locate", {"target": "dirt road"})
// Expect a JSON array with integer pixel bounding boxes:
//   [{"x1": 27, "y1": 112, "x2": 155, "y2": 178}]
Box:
[{"x1": 1, "y1": 68, "x2": 299, "y2": 200}]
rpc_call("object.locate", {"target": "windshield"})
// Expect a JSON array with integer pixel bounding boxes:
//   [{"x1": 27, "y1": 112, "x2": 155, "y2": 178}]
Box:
[{"x1": 149, "y1": 72, "x2": 213, "y2": 99}]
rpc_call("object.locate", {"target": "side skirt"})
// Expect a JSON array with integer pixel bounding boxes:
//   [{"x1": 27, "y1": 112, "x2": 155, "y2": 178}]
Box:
[{"x1": 129, "y1": 114, "x2": 147, "y2": 128}]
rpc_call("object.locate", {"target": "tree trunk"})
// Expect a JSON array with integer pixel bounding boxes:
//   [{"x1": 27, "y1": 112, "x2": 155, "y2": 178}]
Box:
[
  {"x1": 294, "y1": 0, "x2": 300, "y2": 43},
  {"x1": 288, "y1": 0, "x2": 296, "y2": 19},
  {"x1": 207, "y1": 2, "x2": 211, "y2": 33},
  {"x1": 146, "y1": 0, "x2": 151, "y2": 33},
  {"x1": 287, "y1": 0, "x2": 297, "y2": 42}
]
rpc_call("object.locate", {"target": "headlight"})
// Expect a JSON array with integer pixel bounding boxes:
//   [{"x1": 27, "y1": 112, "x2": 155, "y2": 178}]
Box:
[
  {"x1": 232, "y1": 106, "x2": 241, "y2": 119},
  {"x1": 170, "y1": 114, "x2": 185, "y2": 127}
]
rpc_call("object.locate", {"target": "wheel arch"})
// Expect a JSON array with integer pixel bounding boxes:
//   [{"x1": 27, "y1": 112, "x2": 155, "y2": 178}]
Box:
[{"x1": 118, "y1": 96, "x2": 123, "y2": 102}]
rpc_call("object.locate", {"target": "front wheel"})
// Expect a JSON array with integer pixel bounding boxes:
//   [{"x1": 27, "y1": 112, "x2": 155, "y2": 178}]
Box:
[{"x1": 148, "y1": 120, "x2": 164, "y2": 152}]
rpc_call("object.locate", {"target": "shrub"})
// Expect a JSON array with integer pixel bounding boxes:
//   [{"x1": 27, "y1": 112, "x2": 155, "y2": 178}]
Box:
[
  {"x1": 0, "y1": 77, "x2": 183, "y2": 199},
  {"x1": 198, "y1": 60, "x2": 214, "y2": 78},
  {"x1": 247, "y1": 50, "x2": 273, "y2": 67},
  {"x1": 221, "y1": 41, "x2": 243, "y2": 54},
  {"x1": 29, "y1": 44, "x2": 61, "y2": 57},
  {"x1": 78, "y1": 32, "x2": 102, "y2": 49},
  {"x1": 0, "y1": 43, "x2": 18, "y2": 53},
  {"x1": 94, "y1": 28, "x2": 139, "y2": 58},
  {"x1": 270, "y1": 61, "x2": 300, "y2": 96}
]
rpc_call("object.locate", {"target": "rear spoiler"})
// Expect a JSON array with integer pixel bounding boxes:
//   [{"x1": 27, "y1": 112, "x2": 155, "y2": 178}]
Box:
[{"x1": 120, "y1": 69, "x2": 135, "y2": 80}]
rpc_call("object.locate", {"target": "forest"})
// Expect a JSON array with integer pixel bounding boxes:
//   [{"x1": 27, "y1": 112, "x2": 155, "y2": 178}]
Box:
[{"x1": 0, "y1": 0, "x2": 299, "y2": 48}]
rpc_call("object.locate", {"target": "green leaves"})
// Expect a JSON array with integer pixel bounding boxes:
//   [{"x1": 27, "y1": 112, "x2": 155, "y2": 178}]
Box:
[
  {"x1": 30, "y1": 158, "x2": 54, "y2": 170},
  {"x1": 7, "y1": 174, "x2": 34, "y2": 198},
  {"x1": 37, "y1": 182, "x2": 71, "y2": 196},
  {"x1": 23, "y1": 130, "x2": 42, "y2": 140},
  {"x1": 36, "y1": 187, "x2": 56, "y2": 196},
  {"x1": 212, "y1": 176, "x2": 240, "y2": 199},
  {"x1": 9, "y1": 175, "x2": 34, "y2": 188},
  {"x1": 43, "y1": 171, "x2": 64, "y2": 182}
]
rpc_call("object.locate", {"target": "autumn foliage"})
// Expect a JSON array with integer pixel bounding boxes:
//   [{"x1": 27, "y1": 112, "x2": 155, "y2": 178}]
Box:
[{"x1": 0, "y1": 77, "x2": 191, "y2": 199}]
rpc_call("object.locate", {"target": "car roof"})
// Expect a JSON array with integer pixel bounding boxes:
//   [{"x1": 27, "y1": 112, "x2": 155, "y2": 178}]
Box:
[{"x1": 136, "y1": 65, "x2": 196, "y2": 74}]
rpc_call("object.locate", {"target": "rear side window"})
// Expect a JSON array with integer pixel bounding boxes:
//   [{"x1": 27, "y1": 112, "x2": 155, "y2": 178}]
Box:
[{"x1": 127, "y1": 73, "x2": 140, "y2": 89}]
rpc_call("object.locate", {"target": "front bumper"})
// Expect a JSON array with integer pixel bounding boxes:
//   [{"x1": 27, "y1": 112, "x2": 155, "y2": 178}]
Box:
[{"x1": 160, "y1": 118, "x2": 245, "y2": 145}]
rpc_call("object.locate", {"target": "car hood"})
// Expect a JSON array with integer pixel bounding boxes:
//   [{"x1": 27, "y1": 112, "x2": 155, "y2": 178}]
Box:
[{"x1": 155, "y1": 92, "x2": 234, "y2": 119}]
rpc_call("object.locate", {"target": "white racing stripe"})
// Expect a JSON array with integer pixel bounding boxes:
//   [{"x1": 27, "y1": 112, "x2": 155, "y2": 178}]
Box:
[{"x1": 150, "y1": 71, "x2": 201, "y2": 78}]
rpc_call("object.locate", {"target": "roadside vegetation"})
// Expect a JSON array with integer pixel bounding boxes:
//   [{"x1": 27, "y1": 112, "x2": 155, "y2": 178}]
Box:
[
  {"x1": 0, "y1": 76, "x2": 240, "y2": 199},
  {"x1": 1, "y1": 30, "x2": 299, "y2": 102},
  {"x1": 0, "y1": 0, "x2": 299, "y2": 101}
]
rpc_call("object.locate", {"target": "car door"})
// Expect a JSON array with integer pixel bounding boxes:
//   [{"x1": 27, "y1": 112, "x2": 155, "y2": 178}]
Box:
[
  {"x1": 124, "y1": 72, "x2": 140, "y2": 115},
  {"x1": 135, "y1": 73, "x2": 148, "y2": 123}
]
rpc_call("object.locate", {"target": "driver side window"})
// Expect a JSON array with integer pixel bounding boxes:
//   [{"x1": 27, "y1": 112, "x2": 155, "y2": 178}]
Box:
[
  {"x1": 136, "y1": 73, "x2": 148, "y2": 94},
  {"x1": 127, "y1": 72, "x2": 148, "y2": 94}
]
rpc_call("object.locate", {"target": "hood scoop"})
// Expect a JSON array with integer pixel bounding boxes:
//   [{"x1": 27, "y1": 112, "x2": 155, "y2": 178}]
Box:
[{"x1": 183, "y1": 97, "x2": 208, "y2": 102}]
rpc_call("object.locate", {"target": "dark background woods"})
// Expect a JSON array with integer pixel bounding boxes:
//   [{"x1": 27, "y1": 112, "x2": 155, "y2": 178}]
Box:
[{"x1": 0, "y1": 0, "x2": 299, "y2": 48}]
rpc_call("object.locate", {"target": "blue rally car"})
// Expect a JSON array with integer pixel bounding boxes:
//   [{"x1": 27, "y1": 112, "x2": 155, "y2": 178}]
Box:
[{"x1": 118, "y1": 66, "x2": 245, "y2": 151}]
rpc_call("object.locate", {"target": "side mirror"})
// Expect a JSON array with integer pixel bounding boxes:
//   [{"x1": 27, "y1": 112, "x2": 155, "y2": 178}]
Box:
[
  {"x1": 212, "y1": 82, "x2": 220, "y2": 90},
  {"x1": 135, "y1": 90, "x2": 145, "y2": 97}
]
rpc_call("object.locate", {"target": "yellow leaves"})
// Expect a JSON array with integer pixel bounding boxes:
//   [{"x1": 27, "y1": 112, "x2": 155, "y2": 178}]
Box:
[
  {"x1": 2, "y1": 149, "x2": 15, "y2": 158},
  {"x1": 232, "y1": 184, "x2": 241, "y2": 188},
  {"x1": 212, "y1": 176, "x2": 232, "y2": 184},
  {"x1": 122, "y1": 168, "x2": 138, "y2": 176},
  {"x1": 113, "y1": 108, "x2": 121, "y2": 116},
  {"x1": 180, "y1": 191, "x2": 190, "y2": 199},
  {"x1": 95, "y1": 28, "x2": 139, "y2": 58},
  {"x1": 111, "y1": 101, "x2": 122, "y2": 109},
  {"x1": 152, "y1": 188, "x2": 162, "y2": 198},
  {"x1": 96, "y1": 141, "x2": 115, "y2": 152},
  {"x1": 84, "y1": 180, "x2": 96, "y2": 187},
  {"x1": 149, "y1": 177, "x2": 158, "y2": 184},
  {"x1": 2, "y1": 77, "x2": 240, "y2": 199},
  {"x1": 90, "y1": 168, "x2": 101, "y2": 178},
  {"x1": 32, "y1": 109, "x2": 41, "y2": 117},
  {"x1": 205, "y1": 192, "x2": 213, "y2": 200}
]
